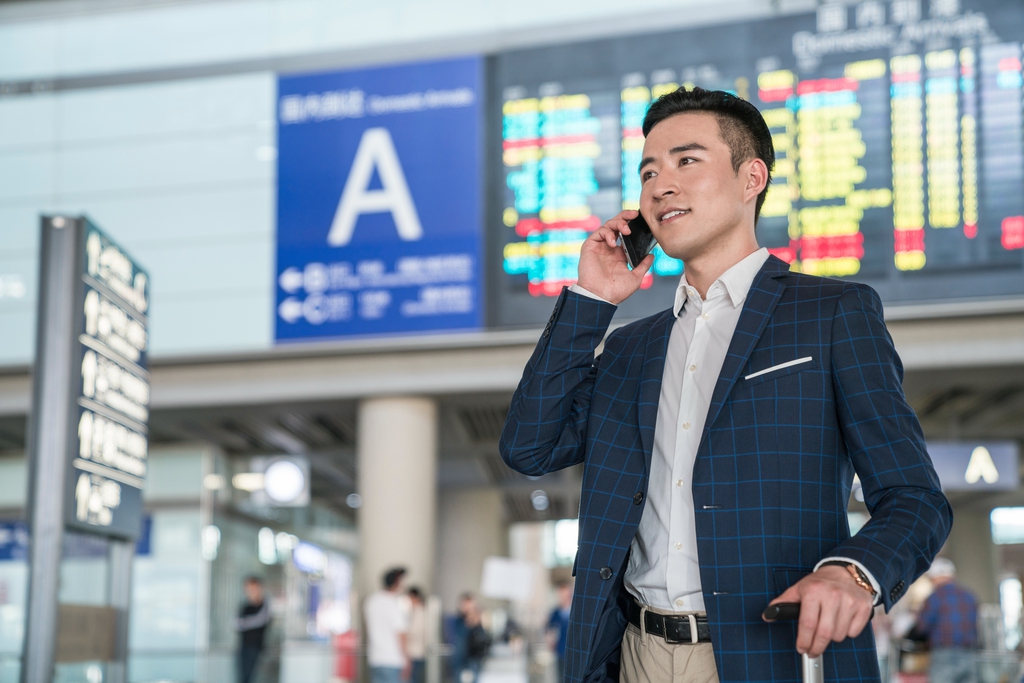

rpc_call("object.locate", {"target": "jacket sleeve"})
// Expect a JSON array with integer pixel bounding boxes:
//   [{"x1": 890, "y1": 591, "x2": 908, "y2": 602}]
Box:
[
  {"x1": 824, "y1": 283, "x2": 952, "y2": 609},
  {"x1": 499, "y1": 287, "x2": 617, "y2": 476}
]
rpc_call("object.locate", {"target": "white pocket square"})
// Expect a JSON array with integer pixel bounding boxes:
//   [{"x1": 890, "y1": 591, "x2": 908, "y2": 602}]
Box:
[{"x1": 744, "y1": 356, "x2": 813, "y2": 381}]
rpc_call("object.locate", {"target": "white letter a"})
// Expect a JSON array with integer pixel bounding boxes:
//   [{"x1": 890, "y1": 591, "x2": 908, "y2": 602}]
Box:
[
  {"x1": 964, "y1": 446, "x2": 999, "y2": 484},
  {"x1": 327, "y1": 127, "x2": 423, "y2": 246}
]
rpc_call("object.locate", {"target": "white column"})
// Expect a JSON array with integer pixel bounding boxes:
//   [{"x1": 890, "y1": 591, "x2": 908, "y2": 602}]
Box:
[
  {"x1": 435, "y1": 488, "x2": 508, "y2": 612},
  {"x1": 944, "y1": 505, "x2": 999, "y2": 603},
  {"x1": 358, "y1": 396, "x2": 438, "y2": 595}
]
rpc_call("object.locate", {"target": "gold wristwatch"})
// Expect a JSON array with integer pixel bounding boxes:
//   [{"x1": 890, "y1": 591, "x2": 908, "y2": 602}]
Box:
[{"x1": 820, "y1": 560, "x2": 877, "y2": 599}]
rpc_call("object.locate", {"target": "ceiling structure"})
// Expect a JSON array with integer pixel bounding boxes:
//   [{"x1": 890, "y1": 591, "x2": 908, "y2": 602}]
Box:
[
  {"x1": 904, "y1": 365, "x2": 1024, "y2": 442},
  {"x1": 143, "y1": 392, "x2": 581, "y2": 525},
  {"x1": 3, "y1": 363, "x2": 1024, "y2": 523}
]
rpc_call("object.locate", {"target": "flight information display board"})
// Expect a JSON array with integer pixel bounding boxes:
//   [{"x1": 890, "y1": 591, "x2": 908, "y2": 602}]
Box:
[{"x1": 487, "y1": 0, "x2": 1024, "y2": 327}]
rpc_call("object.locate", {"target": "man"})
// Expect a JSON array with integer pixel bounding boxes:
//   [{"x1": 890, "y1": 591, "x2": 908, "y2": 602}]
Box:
[
  {"x1": 451, "y1": 593, "x2": 489, "y2": 683},
  {"x1": 547, "y1": 580, "x2": 573, "y2": 683},
  {"x1": 236, "y1": 576, "x2": 271, "y2": 683},
  {"x1": 407, "y1": 587, "x2": 428, "y2": 683},
  {"x1": 500, "y1": 87, "x2": 952, "y2": 682},
  {"x1": 365, "y1": 567, "x2": 411, "y2": 683},
  {"x1": 915, "y1": 558, "x2": 978, "y2": 683}
]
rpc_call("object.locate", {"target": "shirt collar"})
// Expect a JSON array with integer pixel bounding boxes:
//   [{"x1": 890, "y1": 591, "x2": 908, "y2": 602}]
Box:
[{"x1": 673, "y1": 248, "x2": 770, "y2": 316}]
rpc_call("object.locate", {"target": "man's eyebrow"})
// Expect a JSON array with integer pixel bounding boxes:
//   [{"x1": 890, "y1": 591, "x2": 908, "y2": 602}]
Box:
[{"x1": 637, "y1": 143, "x2": 709, "y2": 175}]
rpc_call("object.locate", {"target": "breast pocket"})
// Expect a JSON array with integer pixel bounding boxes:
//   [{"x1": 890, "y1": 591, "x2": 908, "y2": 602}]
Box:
[{"x1": 737, "y1": 355, "x2": 819, "y2": 391}]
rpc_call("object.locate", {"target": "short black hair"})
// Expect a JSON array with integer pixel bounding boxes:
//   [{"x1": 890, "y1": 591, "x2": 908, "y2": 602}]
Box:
[
  {"x1": 243, "y1": 575, "x2": 264, "y2": 586},
  {"x1": 383, "y1": 567, "x2": 407, "y2": 589},
  {"x1": 407, "y1": 586, "x2": 424, "y2": 601},
  {"x1": 642, "y1": 86, "x2": 775, "y2": 223}
]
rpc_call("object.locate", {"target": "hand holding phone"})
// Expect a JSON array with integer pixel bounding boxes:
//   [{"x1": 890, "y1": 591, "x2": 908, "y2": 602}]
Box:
[
  {"x1": 576, "y1": 210, "x2": 655, "y2": 304},
  {"x1": 621, "y1": 213, "x2": 657, "y2": 269}
]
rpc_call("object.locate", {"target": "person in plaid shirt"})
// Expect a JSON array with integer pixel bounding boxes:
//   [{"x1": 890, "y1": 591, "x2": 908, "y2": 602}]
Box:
[{"x1": 916, "y1": 558, "x2": 979, "y2": 683}]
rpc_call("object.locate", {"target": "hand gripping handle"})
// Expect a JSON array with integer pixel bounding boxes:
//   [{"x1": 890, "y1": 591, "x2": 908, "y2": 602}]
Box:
[{"x1": 762, "y1": 602, "x2": 824, "y2": 683}]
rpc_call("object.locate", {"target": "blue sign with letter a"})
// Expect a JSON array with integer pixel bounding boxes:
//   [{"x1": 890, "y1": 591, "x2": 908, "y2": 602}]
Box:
[{"x1": 276, "y1": 56, "x2": 483, "y2": 341}]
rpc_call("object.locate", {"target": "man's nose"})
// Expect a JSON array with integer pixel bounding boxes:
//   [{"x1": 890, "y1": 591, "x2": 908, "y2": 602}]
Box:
[{"x1": 652, "y1": 173, "x2": 679, "y2": 199}]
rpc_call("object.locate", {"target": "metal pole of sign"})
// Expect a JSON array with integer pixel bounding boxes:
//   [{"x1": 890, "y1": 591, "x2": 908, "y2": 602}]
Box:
[
  {"x1": 21, "y1": 216, "x2": 82, "y2": 683},
  {"x1": 106, "y1": 539, "x2": 135, "y2": 683}
]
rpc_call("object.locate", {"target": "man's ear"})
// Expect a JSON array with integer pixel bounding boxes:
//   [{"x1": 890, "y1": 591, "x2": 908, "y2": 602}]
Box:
[{"x1": 744, "y1": 158, "x2": 769, "y2": 202}]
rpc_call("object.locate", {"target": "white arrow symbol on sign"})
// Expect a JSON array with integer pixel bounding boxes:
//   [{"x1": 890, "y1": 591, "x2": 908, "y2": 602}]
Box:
[
  {"x1": 278, "y1": 297, "x2": 303, "y2": 323},
  {"x1": 279, "y1": 268, "x2": 304, "y2": 294}
]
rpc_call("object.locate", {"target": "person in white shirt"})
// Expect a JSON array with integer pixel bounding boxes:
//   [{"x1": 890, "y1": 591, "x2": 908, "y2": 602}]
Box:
[{"x1": 365, "y1": 567, "x2": 411, "y2": 683}]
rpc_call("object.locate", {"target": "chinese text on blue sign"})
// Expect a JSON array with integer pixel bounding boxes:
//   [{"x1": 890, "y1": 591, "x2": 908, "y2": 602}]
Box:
[{"x1": 276, "y1": 57, "x2": 483, "y2": 341}]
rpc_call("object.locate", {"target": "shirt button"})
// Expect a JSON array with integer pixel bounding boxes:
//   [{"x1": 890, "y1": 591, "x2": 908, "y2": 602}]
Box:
[
  {"x1": 682, "y1": 421, "x2": 690, "y2": 430},
  {"x1": 676, "y1": 479, "x2": 683, "y2": 487},
  {"x1": 675, "y1": 598, "x2": 684, "y2": 608},
  {"x1": 675, "y1": 542, "x2": 682, "y2": 550},
  {"x1": 689, "y1": 364, "x2": 697, "y2": 372},
  {"x1": 702, "y1": 313, "x2": 710, "y2": 320}
]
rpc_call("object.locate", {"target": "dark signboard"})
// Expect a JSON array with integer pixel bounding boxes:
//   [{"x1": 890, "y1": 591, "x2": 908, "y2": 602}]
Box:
[{"x1": 53, "y1": 218, "x2": 151, "y2": 539}]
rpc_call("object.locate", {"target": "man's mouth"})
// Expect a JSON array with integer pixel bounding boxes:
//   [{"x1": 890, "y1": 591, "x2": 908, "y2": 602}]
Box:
[{"x1": 659, "y1": 209, "x2": 690, "y2": 223}]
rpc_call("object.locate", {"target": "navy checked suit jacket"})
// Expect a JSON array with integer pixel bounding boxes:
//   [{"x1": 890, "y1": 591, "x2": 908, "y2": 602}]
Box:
[{"x1": 499, "y1": 256, "x2": 952, "y2": 683}]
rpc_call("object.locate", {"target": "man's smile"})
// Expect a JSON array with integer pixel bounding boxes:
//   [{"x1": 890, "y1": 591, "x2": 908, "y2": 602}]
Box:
[{"x1": 658, "y1": 208, "x2": 691, "y2": 224}]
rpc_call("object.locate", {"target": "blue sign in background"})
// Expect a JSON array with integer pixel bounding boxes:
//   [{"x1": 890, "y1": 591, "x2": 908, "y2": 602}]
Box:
[
  {"x1": 0, "y1": 516, "x2": 151, "y2": 561},
  {"x1": 276, "y1": 56, "x2": 483, "y2": 341},
  {"x1": 928, "y1": 441, "x2": 1020, "y2": 492}
]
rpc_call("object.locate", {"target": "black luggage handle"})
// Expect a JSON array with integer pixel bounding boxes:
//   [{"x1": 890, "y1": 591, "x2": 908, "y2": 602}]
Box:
[
  {"x1": 762, "y1": 602, "x2": 824, "y2": 683},
  {"x1": 762, "y1": 601, "x2": 801, "y2": 622}
]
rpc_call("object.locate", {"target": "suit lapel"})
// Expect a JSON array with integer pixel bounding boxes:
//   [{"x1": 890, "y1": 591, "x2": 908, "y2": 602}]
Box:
[
  {"x1": 700, "y1": 256, "x2": 789, "y2": 440},
  {"x1": 638, "y1": 309, "x2": 674, "y2": 471}
]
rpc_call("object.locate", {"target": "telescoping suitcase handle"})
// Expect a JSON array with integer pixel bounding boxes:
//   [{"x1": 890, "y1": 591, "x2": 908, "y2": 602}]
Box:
[{"x1": 762, "y1": 602, "x2": 824, "y2": 683}]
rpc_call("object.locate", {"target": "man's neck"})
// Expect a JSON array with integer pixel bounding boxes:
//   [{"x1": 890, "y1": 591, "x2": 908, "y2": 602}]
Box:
[
  {"x1": 675, "y1": 218, "x2": 760, "y2": 299},
  {"x1": 684, "y1": 239, "x2": 760, "y2": 299}
]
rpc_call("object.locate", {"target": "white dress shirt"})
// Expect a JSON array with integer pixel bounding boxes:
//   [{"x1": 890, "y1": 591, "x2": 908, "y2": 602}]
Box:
[
  {"x1": 571, "y1": 246, "x2": 880, "y2": 612},
  {"x1": 625, "y1": 248, "x2": 770, "y2": 611}
]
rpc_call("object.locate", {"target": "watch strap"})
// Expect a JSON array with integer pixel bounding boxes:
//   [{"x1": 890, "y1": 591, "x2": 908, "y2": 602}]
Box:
[{"x1": 819, "y1": 560, "x2": 877, "y2": 598}]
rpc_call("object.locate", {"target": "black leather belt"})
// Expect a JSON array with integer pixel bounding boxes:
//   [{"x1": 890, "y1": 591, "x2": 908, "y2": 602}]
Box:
[{"x1": 626, "y1": 600, "x2": 712, "y2": 644}]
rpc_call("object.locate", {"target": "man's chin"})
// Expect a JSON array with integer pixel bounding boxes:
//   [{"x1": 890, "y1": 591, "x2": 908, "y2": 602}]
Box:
[{"x1": 658, "y1": 242, "x2": 692, "y2": 263}]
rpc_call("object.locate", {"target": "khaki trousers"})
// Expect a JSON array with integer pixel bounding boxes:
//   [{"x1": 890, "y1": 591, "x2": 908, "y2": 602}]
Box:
[{"x1": 618, "y1": 606, "x2": 719, "y2": 683}]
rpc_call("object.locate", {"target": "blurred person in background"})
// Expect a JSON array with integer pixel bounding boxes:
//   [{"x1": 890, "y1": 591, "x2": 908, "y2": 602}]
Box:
[
  {"x1": 366, "y1": 567, "x2": 411, "y2": 683},
  {"x1": 915, "y1": 558, "x2": 978, "y2": 683},
  {"x1": 547, "y1": 580, "x2": 573, "y2": 683},
  {"x1": 408, "y1": 587, "x2": 428, "y2": 683},
  {"x1": 236, "y1": 575, "x2": 271, "y2": 683},
  {"x1": 451, "y1": 593, "x2": 490, "y2": 683}
]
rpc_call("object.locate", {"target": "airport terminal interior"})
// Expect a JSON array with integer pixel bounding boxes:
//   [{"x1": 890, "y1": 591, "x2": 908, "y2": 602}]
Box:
[{"x1": 2, "y1": 0, "x2": 1024, "y2": 681}]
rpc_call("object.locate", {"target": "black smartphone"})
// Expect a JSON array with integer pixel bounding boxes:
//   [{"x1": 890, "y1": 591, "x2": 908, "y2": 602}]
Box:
[{"x1": 621, "y1": 213, "x2": 656, "y2": 269}]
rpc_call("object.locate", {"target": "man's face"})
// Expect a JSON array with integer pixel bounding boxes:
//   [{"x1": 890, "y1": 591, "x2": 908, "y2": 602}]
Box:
[
  {"x1": 244, "y1": 580, "x2": 263, "y2": 603},
  {"x1": 638, "y1": 112, "x2": 759, "y2": 262}
]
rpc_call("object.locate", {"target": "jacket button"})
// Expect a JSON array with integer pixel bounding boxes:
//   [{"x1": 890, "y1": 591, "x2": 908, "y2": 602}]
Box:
[
  {"x1": 599, "y1": 567, "x2": 613, "y2": 580},
  {"x1": 633, "y1": 492, "x2": 644, "y2": 505}
]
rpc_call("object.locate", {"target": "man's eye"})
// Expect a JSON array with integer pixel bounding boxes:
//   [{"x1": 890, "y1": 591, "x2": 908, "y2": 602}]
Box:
[
  {"x1": 641, "y1": 171, "x2": 655, "y2": 181},
  {"x1": 679, "y1": 157, "x2": 695, "y2": 165}
]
